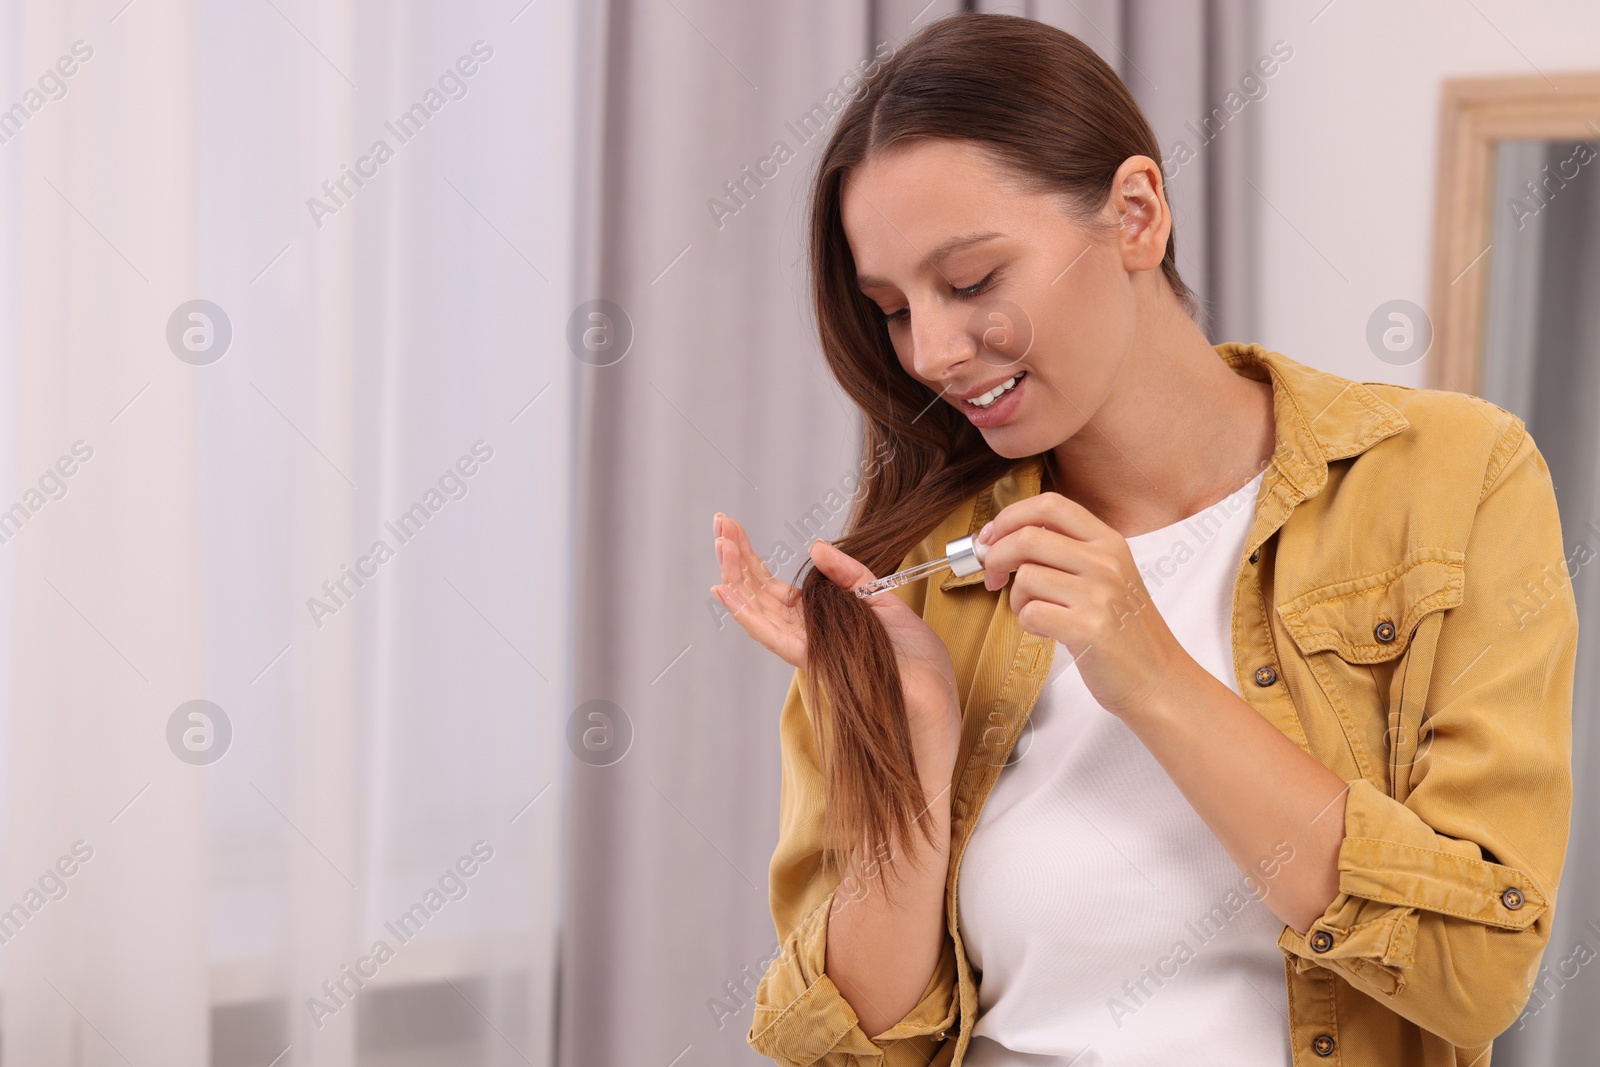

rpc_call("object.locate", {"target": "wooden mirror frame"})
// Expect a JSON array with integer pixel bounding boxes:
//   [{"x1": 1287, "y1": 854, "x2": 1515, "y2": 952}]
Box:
[{"x1": 1428, "y1": 72, "x2": 1600, "y2": 394}]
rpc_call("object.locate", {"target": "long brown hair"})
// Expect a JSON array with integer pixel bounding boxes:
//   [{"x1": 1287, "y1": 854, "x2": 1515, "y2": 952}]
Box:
[{"x1": 797, "y1": 12, "x2": 1199, "y2": 902}]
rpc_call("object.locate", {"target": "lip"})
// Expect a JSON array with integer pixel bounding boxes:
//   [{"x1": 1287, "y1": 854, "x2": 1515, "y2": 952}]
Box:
[
  {"x1": 958, "y1": 371, "x2": 1026, "y2": 428},
  {"x1": 948, "y1": 370, "x2": 1026, "y2": 402}
]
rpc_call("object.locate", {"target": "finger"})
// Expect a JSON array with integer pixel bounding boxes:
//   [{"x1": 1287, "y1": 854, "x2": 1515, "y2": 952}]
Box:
[
  {"x1": 713, "y1": 581, "x2": 771, "y2": 631},
  {"x1": 714, "y1": 537, "x2": 801, "y2": 626},
  {"x1": 713, "y1": 580, "x2": 785, "y2": 637},
  {"x1": 1007, "y1": 563, "x2": 1084, "y2": 616},
  {"x1": 979, "y1": 524, "x2": 1098, "y2": 590},
  {"x1": 717, "y1": 533, "x2": 787, "y2": 607},
  {"x1": 717, "y1": 513, "x2": 779, "y2": 586},
  {"x1": 736, "y1": 531, "x2": 778, "y2": 587},
  {"x1": 713, "y1": 512, "x2": 731, "y2": 572},
  {"x1": 1009, "y1": 565, "x2": 1145, "y2": 633},
  {"x1": 712, "y1": 582, "x2": 777, "y2": 643},
  {"x1": 714, "y1": 523, "x2": 771, "y2": 595},
  {"x1": 1011, "y1": 594, "x2": 1076, "y2": 643},
  {"x1": 978, "y1": 492, "x2": 1105, "y2": 550},
  {"x1": 1008, "y1": 568, "x2": 1096, "y2": 642},
  {"x1": 807, "y1": 538, "x2": 882, "y2": 590},
  {"x1": 715, "y1": 535, "x2": 746, "y2": 588},
  {"x1": 711, "y1": 583, "x2": 804, "y2": 666}
]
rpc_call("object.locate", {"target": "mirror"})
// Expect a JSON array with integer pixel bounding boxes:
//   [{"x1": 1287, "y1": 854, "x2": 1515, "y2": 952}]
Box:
[
  {"x1": 1427, "y1": 71, "x2": 1600, "y2": 548},
  {"x1": 1479, "y1": 136, "x2": 1600, "y2": 532},
  {"x1": 1427, "y1": 73, "x2": 1600, "y2": 394}
]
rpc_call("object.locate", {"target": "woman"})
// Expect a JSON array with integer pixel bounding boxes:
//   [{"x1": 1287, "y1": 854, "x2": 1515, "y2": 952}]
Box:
[{"x1": 710, "y1": 13, "x2": 1577, "y2": 1066}]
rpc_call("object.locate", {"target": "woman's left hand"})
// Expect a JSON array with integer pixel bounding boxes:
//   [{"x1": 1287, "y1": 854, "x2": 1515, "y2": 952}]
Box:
[{"x1": 977, "y1": 492, "x2": 1192, "y2": 719}]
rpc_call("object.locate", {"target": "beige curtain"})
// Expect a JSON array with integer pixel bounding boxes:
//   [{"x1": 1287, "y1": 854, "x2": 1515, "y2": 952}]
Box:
[{"x1": 563, "y1": 2, "x2": 1261, "y2": 1064}]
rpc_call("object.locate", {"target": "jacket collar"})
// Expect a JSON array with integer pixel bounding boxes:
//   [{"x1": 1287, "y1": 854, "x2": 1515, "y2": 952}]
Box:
[{"x1": 940, "y1": 343, "x2": 1409, "y2": 590}]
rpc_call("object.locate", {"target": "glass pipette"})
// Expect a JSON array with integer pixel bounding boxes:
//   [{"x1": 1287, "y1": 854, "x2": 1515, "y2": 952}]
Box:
[{"x1": 854, "y1": 534, "x2": 989, "y2": 598}]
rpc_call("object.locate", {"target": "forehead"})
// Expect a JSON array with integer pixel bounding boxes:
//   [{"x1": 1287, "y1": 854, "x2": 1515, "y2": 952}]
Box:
[{"x1": 840, "y1": 140, "x2": 1039, "y2": 285}]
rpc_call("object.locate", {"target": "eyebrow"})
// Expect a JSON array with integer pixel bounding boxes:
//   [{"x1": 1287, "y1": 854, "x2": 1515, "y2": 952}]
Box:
[{"x1": 855, "y1": 230, "x2": 1006, "y2": 290}]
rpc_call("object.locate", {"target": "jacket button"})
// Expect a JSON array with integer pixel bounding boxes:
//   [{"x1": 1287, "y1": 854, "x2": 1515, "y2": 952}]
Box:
[
  {"x1": 1249, "y1": 548, "x2": 1260, "y2": 563},
  {"x1": 1309, "y1": 929, "x2": 1334, "y2": 953},
  {"x1": 935, "y1": 1029, "x2": 948, "y2": 1041},
  {"x1": 1312, "y1": 1034, "x2": 1336, "y2": 1057},
  {"x1": 1502, "y1": 887, "x2": 1525, "y2": 910},
  {"x1": 1374, "y1": 619, "x2": 1396, "y2": 643},
  {"x1": 1254, "y1": 665, "x2": 1278, "y2": 686}
]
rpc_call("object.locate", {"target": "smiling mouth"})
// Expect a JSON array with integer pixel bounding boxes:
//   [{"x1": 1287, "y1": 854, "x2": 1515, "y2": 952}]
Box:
[{"x1": 964, "y1": 372, "x2": 1025, "y2": 408}]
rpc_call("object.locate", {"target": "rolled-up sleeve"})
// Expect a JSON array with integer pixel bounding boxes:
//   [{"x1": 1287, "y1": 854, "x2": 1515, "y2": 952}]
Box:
[
  {"x1": 1278, "y1": 417, "x2": 1580, "y2": 1048},
  {"x1": 747, "y1": 672, "x2": 960, "y2": 1067}
]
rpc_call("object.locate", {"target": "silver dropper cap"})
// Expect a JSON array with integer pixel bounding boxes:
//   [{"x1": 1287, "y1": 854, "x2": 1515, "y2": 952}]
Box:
[{"x1": 944, "y1": 534, "x2": 989, "y2": 577}]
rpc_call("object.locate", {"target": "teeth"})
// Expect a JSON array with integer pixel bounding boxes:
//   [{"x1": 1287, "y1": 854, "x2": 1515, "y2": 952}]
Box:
[{"x1": 968, "y1": 373, "x2": 1023, "y2": 408}]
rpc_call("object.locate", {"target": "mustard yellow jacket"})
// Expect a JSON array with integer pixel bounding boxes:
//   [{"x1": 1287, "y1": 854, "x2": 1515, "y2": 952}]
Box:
[{"x1": 746, "y1": 342, "x2": 1580, "y2": 1066}]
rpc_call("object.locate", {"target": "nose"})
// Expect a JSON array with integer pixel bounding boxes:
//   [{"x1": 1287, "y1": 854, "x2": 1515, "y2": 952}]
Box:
[{"x1": 906, "y1": 294, "x2": 977, "y2": 385}]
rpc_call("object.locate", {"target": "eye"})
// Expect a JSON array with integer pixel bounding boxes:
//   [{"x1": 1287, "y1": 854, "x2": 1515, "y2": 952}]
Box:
[
  {"x1": 877, "y1": 271, "x2": 997, "y2": 325},
  {"x1": 954, "y1": 270, "x2": 997, "y2": 300}
]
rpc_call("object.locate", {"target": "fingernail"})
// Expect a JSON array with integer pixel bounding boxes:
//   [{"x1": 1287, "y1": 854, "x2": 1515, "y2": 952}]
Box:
[{"x1": 979, "y1": 521, "x2": 994, "y2": 544}]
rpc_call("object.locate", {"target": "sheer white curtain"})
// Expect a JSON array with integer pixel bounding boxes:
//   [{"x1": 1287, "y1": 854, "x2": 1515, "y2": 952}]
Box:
[
  {"x1": 0, "y1": 2, "x2": 574, "y2": 1065},
  {"x1": 0, "y1": 1, "x2": 1280, "y2": 1064}
]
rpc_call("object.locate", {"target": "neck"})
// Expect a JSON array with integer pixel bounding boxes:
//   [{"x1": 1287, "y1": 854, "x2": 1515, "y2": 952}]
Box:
[{"x1": 1046, "y1": 303, "x2": 1275, "y2": 540}]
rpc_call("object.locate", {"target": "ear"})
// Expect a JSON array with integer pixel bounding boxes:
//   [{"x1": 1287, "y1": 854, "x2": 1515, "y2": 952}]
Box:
[{"x1": 1108, "y1": 155, "x2": 1172, "y2": 274}]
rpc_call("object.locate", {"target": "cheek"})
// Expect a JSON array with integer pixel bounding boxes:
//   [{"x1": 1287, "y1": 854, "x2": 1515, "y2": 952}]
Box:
[
  {"x1": 1030, "y1": 329, "x2": 1119, "y2": 410},
  {"x1": 1037, "y1": 272, "x2": 1134, "y2": 376},
  {"x1": 1023, "y1": 306, "x2": 1131, "y2": 416},
  {"x1": 973, "y1": 300, "x2": 1035, "y2": 370}
]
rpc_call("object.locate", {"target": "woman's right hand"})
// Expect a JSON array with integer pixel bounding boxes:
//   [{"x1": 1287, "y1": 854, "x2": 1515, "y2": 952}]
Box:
[{"x1": 710, "y1": 513, "x2": 963, "y2": 755}]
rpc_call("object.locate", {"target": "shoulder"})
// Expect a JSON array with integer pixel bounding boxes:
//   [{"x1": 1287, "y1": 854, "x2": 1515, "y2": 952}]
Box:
[
  {"x1": 1351, "y1": 378, "x2": 1531, "y2": 502},
  {"x1": 1230, "y1": 344, "x2": 1533, "y2": 504}
]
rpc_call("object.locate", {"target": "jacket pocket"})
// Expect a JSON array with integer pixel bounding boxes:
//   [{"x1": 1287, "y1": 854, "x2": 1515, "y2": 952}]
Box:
[
  {"x1": 1274, "y1": 548, "x2": 1466, "y2": 784},
  {"x1": 1276, "y1": 548, "x2": 1465, "y2": 664}
]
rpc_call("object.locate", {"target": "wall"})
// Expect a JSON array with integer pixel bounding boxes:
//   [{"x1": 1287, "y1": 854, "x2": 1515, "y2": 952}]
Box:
[{"x1": 1254, "y1": 0, "x2": 1600, "y2": 383}]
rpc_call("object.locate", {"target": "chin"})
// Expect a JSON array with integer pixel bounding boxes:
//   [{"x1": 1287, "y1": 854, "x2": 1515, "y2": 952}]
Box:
[
  {"x1": 978, "y1": 417, "x2": 1081, "y2": 461},
  {"x1": 977, "y1": 426, "x2": 1047, "y2": 459}
]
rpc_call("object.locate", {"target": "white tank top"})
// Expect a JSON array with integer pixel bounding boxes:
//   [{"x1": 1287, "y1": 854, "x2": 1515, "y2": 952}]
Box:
[{"x1": 955, "y1": 470, "x2": 1291, "y2": 1066}]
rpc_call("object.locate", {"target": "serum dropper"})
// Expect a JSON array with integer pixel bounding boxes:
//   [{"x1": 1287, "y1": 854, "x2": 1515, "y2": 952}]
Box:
[{"x1": 853, "y1": 534, "x2": 989, "y2": 598}]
